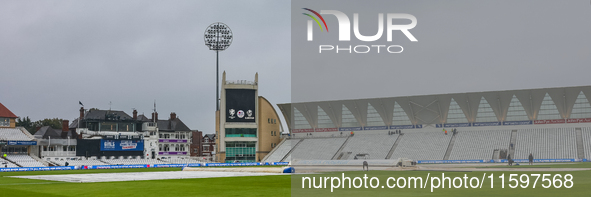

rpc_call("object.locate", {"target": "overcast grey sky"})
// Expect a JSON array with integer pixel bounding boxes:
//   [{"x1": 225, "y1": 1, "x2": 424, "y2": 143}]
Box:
[
  {"x1": 292, "y1": 0, "x2": 591, "y2": 102},
  {"x1": 2, "y1": 0, "x2": 591, "y2": 134},
  {"x1": 0, "y1": 0, "x2": 291, "y2": 133}
]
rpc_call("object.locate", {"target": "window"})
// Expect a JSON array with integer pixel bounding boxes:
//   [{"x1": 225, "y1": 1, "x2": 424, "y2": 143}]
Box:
[
  {"x1": 446, "y1": 98, "x2": 467, "y2": 123},
  {"x1": 0, "y1": 118, "x2": 9, "y2": 127},
  {"x1": 43, "y1": 146, "x2": 47, "y2": 151},
  {"x1": 367, "y1": 103, "x2": 386, "y2": 126},
  {"x1": 317, "y1": 106, "x2": 335, "y2": 128},
  {"x1": 474, "y1": 97, "x2": 498, "y2": 122},
  {"x1": 341, "y1": 105, "x2": 359, "y2": 127},
  {"x1": 392, "y1": 101, "x2": 412, "y2": 125},
  {"x1": 87, "y1": 122, "x2": 99, "y2": 131},
  {"x1": 225, "y1": 128, "x2": 257, "y2": 137},
  {"x1": 294, "y1": 108, "x2": 312, "y2": 129},
  {"x1": 537, "y1": 93, "x2": 561, "y2": 120},
  {"x1": 203, "y1": 146, "x2": 209, "y2": 151},
  {"x1": 506, "y1": 95, "x2": 529, "y2": 121},
  {"x1": 225, "y1": 141, "x2": 256, "y2": 163},
  {"x1": 268, "y1": 118, "x2": 270, "y2": 123},
  {"x1": 63, "y1": 146, "x2": 67, "y2": 151},
  {"x1": 100, "y1": 122, "x2": 117, "y2": 131},
  {"x1": 570, "y1": 91, "x2": 591, "y2": 119},
  {"x1": 159, "y1": 144, "x2": 162, "y2": 151}
]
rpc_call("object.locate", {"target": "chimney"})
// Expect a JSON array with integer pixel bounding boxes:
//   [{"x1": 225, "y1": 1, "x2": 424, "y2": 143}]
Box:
[
  {"x1": 155, "y1": 112, "x2": 158, "y2": 121},
  {"x1": 79, "y1": 107, "x2": 84, "y2": 120},
  {"x1": 133, "y1": 110, "x2": 138, "y2": 120},
  {"x1": 62, "y1": 120, "x2": 69, "y2": 132},
  {"x1": 61, "y1": 120, "x2": 69, "y2": 139},
  {"x1": 170, "y1": 112, "x2": 176, "y2": 120}
]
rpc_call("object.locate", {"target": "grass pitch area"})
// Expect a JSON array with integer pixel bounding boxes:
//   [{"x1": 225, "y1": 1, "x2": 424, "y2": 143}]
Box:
[
  {"x1": 291, "y1": 163, "x2": 591, "y2": 196},
  {"x1": 0, "y1": 168, "x2": 290, "y2": 197},
  {"x1": 1, "y1": 163, "x2": 590, "y2": 196}
]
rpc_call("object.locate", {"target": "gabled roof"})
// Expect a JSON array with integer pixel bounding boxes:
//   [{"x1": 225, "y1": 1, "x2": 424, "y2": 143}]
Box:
[
  {"x1": 69, "y1": 118, "x2": 79, "y2": 129},
  {"x1": 155, "y1": 118, "x2": 191, "y2": 132},
  {"x1": 0, "y1": 102, "x2": 17, "y2": 118},
  {"x1": 35, "y1": 126, "x2": 76, "y2": 139},
  {"x1": 204, "y1": 134, "x2": 216, "y2": 139},
  {"x1": 137, "y1": 114, "x2": 150, "y2": 122},
  {"x1": 34, "y1": 126, "x2": 61, "y2": 139},
  {"x1": 83, "y1": 109, "x2": 133, "y2": 121}
]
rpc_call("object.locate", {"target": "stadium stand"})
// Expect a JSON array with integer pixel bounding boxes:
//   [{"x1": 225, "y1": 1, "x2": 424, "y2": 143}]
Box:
[
  {"x1": 263, "y1": 139, "x2": 294, "y2": 162},
  {"x1": 514, "y1": 128, "x2": 577, "y2": 159},
  {"x1": 6, "y1": 155, "x2": 46, "y2": 167},
  {"x1": 389, "y1": 132, "x2": 452, "y2": 160},
  {"x1": 101, "y1": 158, "x2": 168, "y2": 165},
  {"x1": 449, "y1": 130, "x2": 511, "y2": 160},
  {"x1": 0, "y1": 157, "x2": 19, "y2": 168},
  {"x1": 161, "y1": 158, "x2": 201, "y2": 164},
  {"x1": 0, "y1": 128, "x2": 34, "y2": 141},
  {"x1": 289, "y1": 138, "x2": 347, "y2": 160},
  {"x1": 282, "y1": 153, "x2": 291, "y2": 162},
  {"x1": 582, "y1": 127, "x2": 591, "y2": 160},
  {"x1": 51, "y1": 158, "x2": 109, "y2": 166},
  {"x1": 339, "y1": 134, "x2": 398, "y2": 160}
]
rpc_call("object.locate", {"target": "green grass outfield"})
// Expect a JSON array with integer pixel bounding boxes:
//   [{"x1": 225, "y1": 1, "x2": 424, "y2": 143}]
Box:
[
  {"x1": 292, "y1": 164, "x2": 591, "y2": 196},
  {"x1": 0, "y1": 167, "x2": 290, "y2": 197},
  {"x1": 1, "y1": 164, "x2": 590, "y2": 196},
  {"x1": 474, "y1": 162, "x2": 591, "y2": 168}
]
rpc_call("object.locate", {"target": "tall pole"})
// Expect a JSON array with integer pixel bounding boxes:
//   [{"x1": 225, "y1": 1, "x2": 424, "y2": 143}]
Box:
[
  {"x1": 205, "y1": 22, "x2": 232, "y2": 111},
  {"x1": 216, "y1": 50, "x2": 219, "y2": 111}
]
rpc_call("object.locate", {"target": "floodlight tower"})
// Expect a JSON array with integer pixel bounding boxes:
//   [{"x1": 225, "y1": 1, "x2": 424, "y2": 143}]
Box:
[{"x1": 204, "y1": 22, "x2": 233, "y2": 111}]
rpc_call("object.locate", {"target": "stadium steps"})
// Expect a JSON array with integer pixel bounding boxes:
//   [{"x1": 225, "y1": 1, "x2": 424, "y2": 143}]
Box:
[
  {"x1": 281, "y1": 139, "x2": 303, "y2": 162},
  {"x1": 18, "y1": 127, "x2": 36, "y2": 139},
  {"x1": 261, "y1": 138, "x2": 287, "y2": 162},
  {"x1": 386, "y1": 134, "x2": 403, "y2": 159},
  {"x1": 340, "y1": 152, "x2": 352, "y2": 160},
  {"x1": 492, "y1": 149, "x2": 500, "y2": 160},
  {"x1": 509, "y1": 130, "x2": 517, "y2": 157},
  {"x1": 443, "y1": 132, "x2": 458, "y2": 160},
  {"x1": 29, "y1": 154, "x2": 50, "y2": 166},
  {"x1": 2, "y1": 157, "x2": 22, "y2": 167},
  {"x1": 576, "y1": 128, "x2": 585, "y2": 159},
  {"x1": 331, "y1": 136, "x2": 352, "y2": 160}
]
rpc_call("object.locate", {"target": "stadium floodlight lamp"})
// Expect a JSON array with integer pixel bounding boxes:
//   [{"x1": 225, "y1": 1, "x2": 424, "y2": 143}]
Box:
[{"x1": 204, "y1": 22, "x2": 233, "y2": 111}]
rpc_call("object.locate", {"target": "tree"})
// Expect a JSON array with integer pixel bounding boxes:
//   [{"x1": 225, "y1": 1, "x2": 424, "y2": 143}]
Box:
[
  {"x1": 33, "y1": 118, "x2": 64, "y2": 130},
  {"x1": 16, "y1": 116, "x2": 35, "y2": 135}
]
